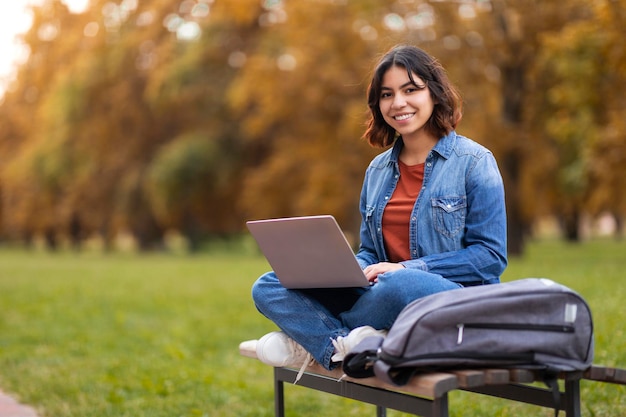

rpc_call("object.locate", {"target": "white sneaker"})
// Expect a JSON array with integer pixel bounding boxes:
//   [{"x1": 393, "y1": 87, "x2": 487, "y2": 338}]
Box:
[
  {"x1": 238, "y1": 339, "x2": 259, "y2": 359},
  {"x1": 256, "y1": 331, "x2": 311, "y2": 368},
  {"x1": 331, "y1": 326, "x2": 387, "y2": 363},
  {"x1": 255, "y1": 331, "x2": 314, "y2": 383}
]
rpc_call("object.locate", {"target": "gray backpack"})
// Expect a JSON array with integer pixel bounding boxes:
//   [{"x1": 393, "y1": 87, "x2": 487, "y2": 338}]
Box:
[{"x1": 343, "y1": 278, "x2": 594, "y2": 386}]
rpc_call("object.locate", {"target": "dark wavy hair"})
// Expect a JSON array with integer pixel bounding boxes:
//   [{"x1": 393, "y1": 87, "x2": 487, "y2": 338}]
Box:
[{"x1": 363, "y1": 45, "x2": 463, "y2": 148}]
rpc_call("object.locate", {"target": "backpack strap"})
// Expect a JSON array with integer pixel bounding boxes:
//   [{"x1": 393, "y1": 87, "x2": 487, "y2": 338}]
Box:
[
  {"x1": 542, "y1": 369, "x2": 561, "y2": 417},
  {"x1": 342, "y1": 336, "x2": 385, "y2": 378}
]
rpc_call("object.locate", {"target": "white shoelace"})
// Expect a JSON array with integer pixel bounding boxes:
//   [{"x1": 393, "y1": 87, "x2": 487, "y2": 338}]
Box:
[
  {"x1": 294, "y1": 352, "x2": 314, "y2": 384},
  {"x1": 330, "y1": 335, "x2": 348, "y2": 362}
]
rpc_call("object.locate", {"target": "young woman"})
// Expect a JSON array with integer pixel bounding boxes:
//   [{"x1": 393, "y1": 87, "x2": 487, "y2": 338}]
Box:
[{"x1": 242, "y1": 45, "x2": 507, "y2": 379}]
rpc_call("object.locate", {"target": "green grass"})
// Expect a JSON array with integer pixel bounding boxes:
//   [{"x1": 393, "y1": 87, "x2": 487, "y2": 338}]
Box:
[{"x1": 0, "y1": 239, "x2": 624, "y2": 417}]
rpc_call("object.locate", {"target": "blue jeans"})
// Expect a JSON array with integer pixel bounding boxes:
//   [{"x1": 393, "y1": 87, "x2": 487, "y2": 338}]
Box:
[{"x1": 252, "y1": 268, "x2": 462, "y2": 370}]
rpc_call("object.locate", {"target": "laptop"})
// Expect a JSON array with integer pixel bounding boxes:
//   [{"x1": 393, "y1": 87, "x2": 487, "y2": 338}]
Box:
[{"x1": 246, "y1": 215, "x2": 370, "y2": 289}]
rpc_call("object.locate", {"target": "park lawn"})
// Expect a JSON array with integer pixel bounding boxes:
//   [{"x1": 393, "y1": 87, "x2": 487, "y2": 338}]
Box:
[{"x1": 0, "y1": 239, "x2": 624, "y2": 417}]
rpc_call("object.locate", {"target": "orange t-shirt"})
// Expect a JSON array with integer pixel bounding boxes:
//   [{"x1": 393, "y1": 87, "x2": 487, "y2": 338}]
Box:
[{"x1": 382, "y1": 161, "x2": 425, "y2": 263}]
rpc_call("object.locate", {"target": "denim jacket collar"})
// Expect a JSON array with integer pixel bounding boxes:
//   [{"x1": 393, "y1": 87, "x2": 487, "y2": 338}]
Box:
[{"x1": 390, "y1": 130, "x2": 457, "y2": 163}]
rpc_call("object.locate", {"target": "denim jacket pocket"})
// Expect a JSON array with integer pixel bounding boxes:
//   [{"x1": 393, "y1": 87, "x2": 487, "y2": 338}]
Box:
[{"x1": 431, "y1": 196, "x2": 467, "y2": 237}]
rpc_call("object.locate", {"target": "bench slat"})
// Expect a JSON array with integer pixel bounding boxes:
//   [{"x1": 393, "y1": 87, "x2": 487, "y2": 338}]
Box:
[
  {"x1": 452, "y1": 370, "x2": 484, "y2": 388},
  {"x1": 584, "y1": 365, "x2": 626, "y2": 385},
  {"x1": 484, "y1": 369, "x2": 510, "y2": 384},
  {"x1": 509, "y1": 369, "x2": 535, "y2": 383},
  {"x1": 401, "y1": 372, "x2": 459, "y2": 398}
]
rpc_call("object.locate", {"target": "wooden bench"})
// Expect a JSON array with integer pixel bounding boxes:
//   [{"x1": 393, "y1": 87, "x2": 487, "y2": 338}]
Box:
[{"x1": 239, "y1": 343, "x2": 625, "y2": 417}]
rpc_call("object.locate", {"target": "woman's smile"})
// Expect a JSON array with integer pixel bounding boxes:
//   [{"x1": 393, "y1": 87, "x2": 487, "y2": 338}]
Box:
[{"x1": 394, "y1": 113, "x2": 415, "y2": 121}]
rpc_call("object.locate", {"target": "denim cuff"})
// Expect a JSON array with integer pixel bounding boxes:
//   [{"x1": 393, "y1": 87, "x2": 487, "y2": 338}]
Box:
[{"x1": 400, "y1": 259, "x2": 428, "y2": 271}]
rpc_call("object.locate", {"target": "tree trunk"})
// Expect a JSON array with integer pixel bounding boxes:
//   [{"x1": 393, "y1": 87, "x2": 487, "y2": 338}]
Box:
[
  {"x1": 561, "y1": 209, "x2": 580, "y2": 242},
  {"x1": 500, "y1": 63, "x2": 528, "y2": 256},
  {"x1": 181, "y1": 210, "x2": 202, "y2": 253},
  {"x1": 501, "y1": 149, "x2": 526, "y2": 256},
  {"x1": 43, "y1": 227, "x2": 58, "y2": 251}
]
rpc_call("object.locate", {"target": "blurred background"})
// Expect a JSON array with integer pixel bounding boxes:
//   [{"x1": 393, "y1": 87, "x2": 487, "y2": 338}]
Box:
[{"x1": 0, "y1": 0, "x2": 624, "y2": 256}]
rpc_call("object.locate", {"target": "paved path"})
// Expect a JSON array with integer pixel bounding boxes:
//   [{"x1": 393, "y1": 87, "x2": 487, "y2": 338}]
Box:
[{"x1": 0, "y1": 391, "x2": 39, "y2": 417}]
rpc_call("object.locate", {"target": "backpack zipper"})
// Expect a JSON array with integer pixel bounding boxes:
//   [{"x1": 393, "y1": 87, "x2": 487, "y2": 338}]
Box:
[{"x1": 456, "y1": 323, "x2": 575, "y2": 344}]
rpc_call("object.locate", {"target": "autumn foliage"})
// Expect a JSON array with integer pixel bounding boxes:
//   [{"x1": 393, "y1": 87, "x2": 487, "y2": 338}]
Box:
[{"x1": 0, "y1": 0, "x2": 624, "y2": 253}]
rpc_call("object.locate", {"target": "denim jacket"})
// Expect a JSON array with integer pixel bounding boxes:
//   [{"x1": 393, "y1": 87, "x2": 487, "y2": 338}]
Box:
[{"x1": 355, "y1": 131, "x2": 507, "y2": 285}]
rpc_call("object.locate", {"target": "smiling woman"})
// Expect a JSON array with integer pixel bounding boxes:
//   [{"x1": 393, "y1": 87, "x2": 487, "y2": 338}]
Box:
[{"x1": 243, "y1": 45, "x2": 508, "y2": 381}]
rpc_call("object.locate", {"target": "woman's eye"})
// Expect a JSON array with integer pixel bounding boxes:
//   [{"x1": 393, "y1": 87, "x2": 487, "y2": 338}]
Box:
[
  {"x1": 406, "y1": 85, "x2": 424, "y2": 94},
  {"x1": 380, "y1": 92, "x2": 392, "y2": 99}
]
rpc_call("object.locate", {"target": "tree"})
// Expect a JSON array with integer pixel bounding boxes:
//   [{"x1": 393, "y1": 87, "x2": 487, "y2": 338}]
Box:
[
  {"x1": 0, "y1": 0, "x2": 82, "y2": 248},
  {"x1": 452, "y1": 0, "x2": 593, "y2": 250},
  {"x1": 585, "y1": 0, "x2": 626, "y2": 238},
  {"x1": 532, "y1": 21, "x2": 603, "y2": 240},
  {"x1": 229, "y1": 0, "x2": 382, "y2": 236},
  {"x1": 1, "y1": 0, "x2": 624, "y2": 252}
]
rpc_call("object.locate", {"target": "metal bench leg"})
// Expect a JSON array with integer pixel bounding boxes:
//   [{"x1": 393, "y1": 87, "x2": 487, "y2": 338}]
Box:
[
  {"x1": 434, "y1": 393, "x2": 449, "y2": 417},
  {"x1": 274, "y1": 369, "x2": 285, "y2": 417},
  {"x1": 564, "y1": 379, "x2": 581, "y2": 417},
  {"x1": 376, "y1": 405, "x2": 387, "y2": 417}
]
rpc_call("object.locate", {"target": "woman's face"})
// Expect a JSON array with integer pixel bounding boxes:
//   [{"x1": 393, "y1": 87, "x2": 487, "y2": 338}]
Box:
[{"x1": 378, "y1": 65, "x2": 435, "y2": 140}]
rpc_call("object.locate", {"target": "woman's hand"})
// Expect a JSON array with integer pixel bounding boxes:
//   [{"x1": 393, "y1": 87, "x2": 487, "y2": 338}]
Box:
[{"x1": 363, "y1": 262, "x2": 405, "y2": 283}]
